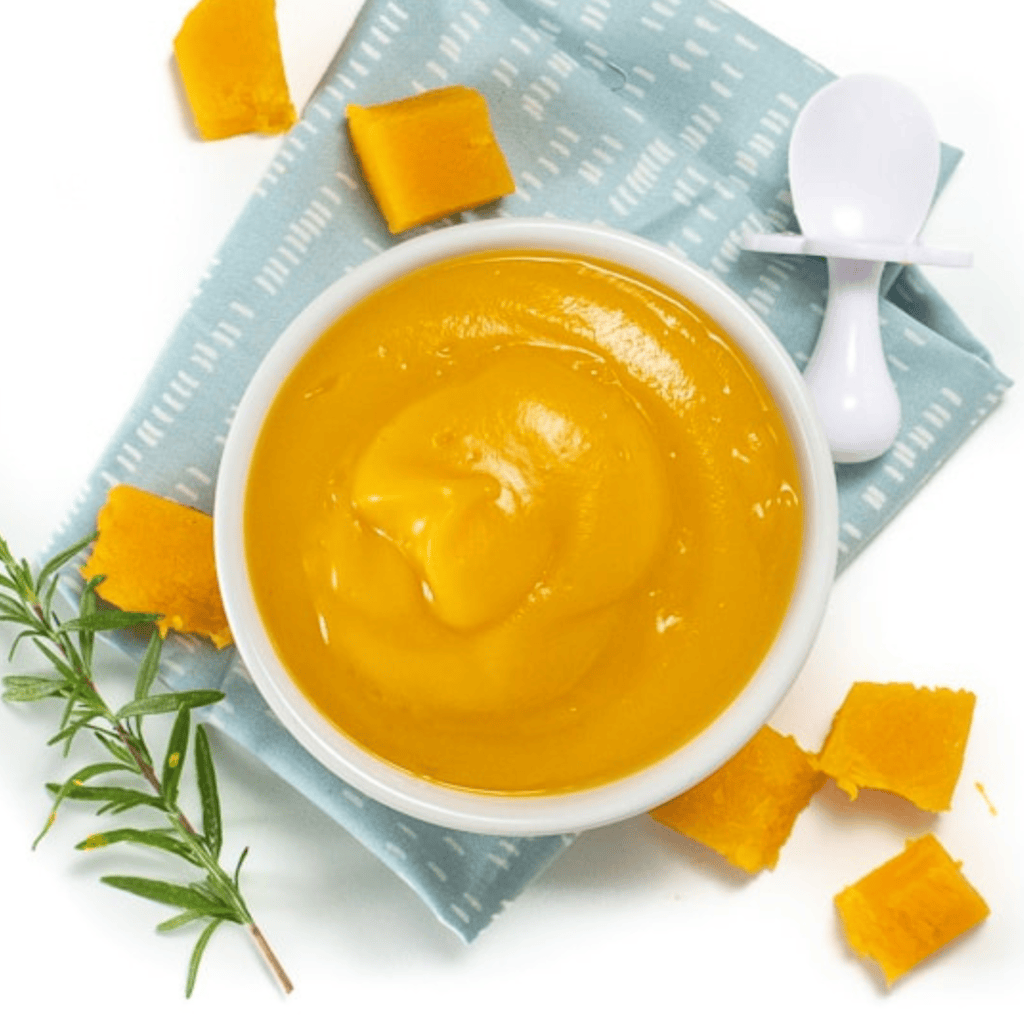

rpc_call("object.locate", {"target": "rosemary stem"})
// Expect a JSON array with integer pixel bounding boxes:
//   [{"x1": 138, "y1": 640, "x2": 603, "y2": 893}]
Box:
[{"x1": 248, "y1": 923, "x2": 295, "y2": 995}]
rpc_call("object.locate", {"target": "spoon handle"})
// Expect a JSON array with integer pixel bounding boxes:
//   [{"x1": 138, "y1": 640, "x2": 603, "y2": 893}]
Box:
[{"x1": 804, "y1": 257, "x2": 901, "y2": 464}]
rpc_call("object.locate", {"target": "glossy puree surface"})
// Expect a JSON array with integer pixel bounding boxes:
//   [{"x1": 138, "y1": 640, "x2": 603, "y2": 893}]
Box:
[{"x1": 244, "y1": 250, "x2": 803, "y2": 794}]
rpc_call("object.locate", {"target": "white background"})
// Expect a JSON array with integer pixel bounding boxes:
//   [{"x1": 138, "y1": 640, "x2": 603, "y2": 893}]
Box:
[{"x1": 1, "y1": 1, "x2": 1021, "y2": 1019}]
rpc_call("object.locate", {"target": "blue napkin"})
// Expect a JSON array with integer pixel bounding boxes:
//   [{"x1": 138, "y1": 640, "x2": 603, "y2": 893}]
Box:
[{"x1": 48, "y1": 0, "x2": 1011, "y2": 941}]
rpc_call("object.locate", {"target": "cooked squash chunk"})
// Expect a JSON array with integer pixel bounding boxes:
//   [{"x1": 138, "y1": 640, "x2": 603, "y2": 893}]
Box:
[
  {"x1": 817, "y1": 682, "x2": 975, "y2": 812},
  {"x1": 835, "y1": 834, "x2": 989, "y2": 985},
  {"x1": 650, "y1": 725, "x2": 824, "y2": 873},
  {"x1": 81, "y1": 484, "x2": 232, "y2": 649},
  {"x1": 347, "y1": 85, "x2": 515, "y2": 233},
  {"x1": 174, "y1": 0, "x2": 297, "y2": 140}
]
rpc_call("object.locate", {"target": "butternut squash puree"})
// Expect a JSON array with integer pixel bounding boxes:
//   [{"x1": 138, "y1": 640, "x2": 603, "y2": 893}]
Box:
[{"x1": 244, "y1": 251, "x2": 803, "y2": 794}]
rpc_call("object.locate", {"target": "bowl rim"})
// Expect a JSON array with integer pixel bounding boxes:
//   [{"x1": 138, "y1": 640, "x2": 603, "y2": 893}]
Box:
[{"x1": 214, "y1": 217, "x2": 838, "y2": 836}]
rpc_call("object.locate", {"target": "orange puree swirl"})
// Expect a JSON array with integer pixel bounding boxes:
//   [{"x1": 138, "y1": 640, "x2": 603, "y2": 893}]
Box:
[
  {"x1": 308, "y1": 346, "x2": 669, "y2": 714},
  {"x1": 244, "y1": 251, "x2": 803, "y2": 794}
]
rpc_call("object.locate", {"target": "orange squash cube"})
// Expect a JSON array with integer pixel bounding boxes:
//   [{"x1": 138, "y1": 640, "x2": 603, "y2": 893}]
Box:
[
  {"x1": 816, "y1": 682, "x2": 975, "y2": 812},
  {"x1": 835, "y1": 834, "x2": 989, "y2": 985},
  {"x1": 82, "y1": 485, "x2": 232, "y2": 649},
  {"x1": 347, "y1": 85, "x2": 515, "y2": 233},
  {"x1": 174, "y1": 0, "x2": 297, "y2": 141},
  {"x1": 650, "y1": 726, "x2": 824, "y2": 873}
]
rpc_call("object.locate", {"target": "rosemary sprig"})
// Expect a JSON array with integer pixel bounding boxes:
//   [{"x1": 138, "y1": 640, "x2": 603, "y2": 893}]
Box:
[{"x1": 0, "y1": 531, "x2": 292, "y2": 997}]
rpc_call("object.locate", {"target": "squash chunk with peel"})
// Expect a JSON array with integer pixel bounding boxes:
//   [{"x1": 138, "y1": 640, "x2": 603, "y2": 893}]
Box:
[
  {"x1": 835, "y1": 834, "x2": 989, "y2": 985},
  {"x1": 816, "y1": 682, "x2": 975, "y2": 812},
  {"x1": 650, "y1": 726, "x2": 824, "y2": 873},
  {"x1": 81, "y1": 485, "x2": 232, "y2": 649},
  {"x1": 174, "y1": 0, "x2": 297, "y2": 141},
  {"x1": 347, "y1": 86, "x2": 516, "y2": 233}
]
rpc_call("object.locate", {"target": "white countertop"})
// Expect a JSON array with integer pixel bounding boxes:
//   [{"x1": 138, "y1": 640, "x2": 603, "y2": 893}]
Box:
[{"x1": 1, "y1": 1, "x2": 1021, "y2": 1020}]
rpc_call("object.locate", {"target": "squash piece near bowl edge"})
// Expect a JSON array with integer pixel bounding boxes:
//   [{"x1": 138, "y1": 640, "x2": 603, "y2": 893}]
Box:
[
  {"x1": 174, "y1": 0, "x2": 297, "y2": 141},
  {"x1": 347, "y1": 85, "x2": 516, "y2": 233},
  {"x1": 835, "y1": 833, "x2": 989, "y2": 986},
  {"x1": 81, "y1": 484, "x2": 232, "y2": 649},
  {"x1": 816, "y1": 682, "x2": 975, "y2": 812},
  {"x1": 650, "y1": 725, "x2": 825, "y2": 873}
]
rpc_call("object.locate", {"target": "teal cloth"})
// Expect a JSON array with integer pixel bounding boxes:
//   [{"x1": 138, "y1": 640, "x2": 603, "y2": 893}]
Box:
[{"x1": 48, "y1": 0, "x2": 1011, "y2": 941}]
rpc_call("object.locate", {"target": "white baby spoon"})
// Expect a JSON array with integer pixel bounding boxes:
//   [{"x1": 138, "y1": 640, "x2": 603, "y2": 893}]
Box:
[{"x1": 745, "y1": 74, "x2": 971, "y2": 463}]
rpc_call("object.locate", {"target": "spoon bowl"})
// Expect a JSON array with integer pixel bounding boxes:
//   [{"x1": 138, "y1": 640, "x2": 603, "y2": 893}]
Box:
[{"x1": 789, "y1": 74, "x2": 941, "y2": 247}]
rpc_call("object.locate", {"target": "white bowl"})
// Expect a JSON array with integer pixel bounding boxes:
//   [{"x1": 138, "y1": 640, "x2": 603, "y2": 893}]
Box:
[{"x1": 214, "y1": 218, "x2": 838, "y2": 836}]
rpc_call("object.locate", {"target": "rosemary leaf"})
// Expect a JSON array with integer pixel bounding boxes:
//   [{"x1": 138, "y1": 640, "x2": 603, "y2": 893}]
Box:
[
  {"x1": 49, "y1": 705, "x2": 108, "y2": 755},
  {"x1": 115, "y1": 689, "x2": 224, "y2": 721},
  {"x1": 2, "y1": 675, "x2": 68, "y2": 702},
  {"x1": 92, "y1": 730, "x2": 143, "y2": 770},
  {"x1": 187, "y1": 919, "x2": 224, "y2": 998},
  {"x1": 77, "y1": 576, "x2": 100, "y2": 674},
  {"x1": 50, "y1": 761, "x2": 133, "y2": 795},
  {"x1": 134, "y1": 630, "x2": 163, "y2": 703},
  {"x1": 34, "y1": 762, "x2": 133, "y2": 847},
  {"x1": 101, "y1": 875, "x2": 239, "y2": 919},
  {"x1": 34, "y1": 532, "x2": 95, "y2": 588},
  {"x1": 41, "y1": 574, "x2": 61, "y2": 626},
  {"x1": 194, "y1": 724, "x2": 223, "y2": 858},
  {"x1": 29, "y1": 636, "x2": 78, "y2": 680},
  {"x1": 59, "y1": 609, "x2": 162, "y2": 634},
  {"x1": 46, "y1": 782, "x2": 167, "y2": 812},
  {"x1": 158, "y1": 909, "x2": 207, "y2": 933},
  {"x1": 10, "y1": 628, "x2": 47, "y2": 659},
  {"x1": 234, "y1": 847, "x2": 251, "y2": 889},
  {"x1": 162, "y1": 706, "x2": 191, "y2": 807},
  {"x1": 77, "y1": 828, "x2": 203, "y2": 866}
]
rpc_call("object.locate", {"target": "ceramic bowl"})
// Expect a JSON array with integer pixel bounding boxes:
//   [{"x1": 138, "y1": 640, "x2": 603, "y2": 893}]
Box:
[{"x1": 214, "y1": 218, "x2": 838, "y2": 836}]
